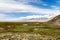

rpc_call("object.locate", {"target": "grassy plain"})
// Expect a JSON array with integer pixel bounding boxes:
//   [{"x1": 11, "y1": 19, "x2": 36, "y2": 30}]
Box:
[{"x1": 0, "y1": 22, "x2": 60, "y2": 40}]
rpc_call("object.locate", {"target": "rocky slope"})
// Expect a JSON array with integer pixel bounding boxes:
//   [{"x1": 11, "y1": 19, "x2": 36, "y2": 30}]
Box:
[{"x1": 48, "y1": 15, "x2": 60, "y2": 26}]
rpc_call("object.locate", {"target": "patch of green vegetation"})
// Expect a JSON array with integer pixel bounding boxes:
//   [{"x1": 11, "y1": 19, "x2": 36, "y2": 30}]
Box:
[{"x1": 0, "y1": 22, "x2": 60, "y2": 37}]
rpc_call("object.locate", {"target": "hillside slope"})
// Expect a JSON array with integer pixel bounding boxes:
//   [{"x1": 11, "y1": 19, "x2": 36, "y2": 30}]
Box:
[{"x1": 48, "y1": 15, "x2": 60, "y2": 27}]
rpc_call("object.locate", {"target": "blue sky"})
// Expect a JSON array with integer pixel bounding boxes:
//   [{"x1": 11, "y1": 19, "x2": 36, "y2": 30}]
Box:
[{"x1": 0, "y1": 0, "x2": 60, "y2": 21}]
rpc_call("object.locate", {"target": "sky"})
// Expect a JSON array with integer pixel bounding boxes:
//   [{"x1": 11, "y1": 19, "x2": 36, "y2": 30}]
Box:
[{"x1": 0, "y1": 0, "x2": 60, "y2": 21}]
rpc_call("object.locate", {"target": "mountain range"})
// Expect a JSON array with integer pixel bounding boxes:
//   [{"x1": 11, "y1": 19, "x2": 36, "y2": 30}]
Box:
[{"x1": 10, "y1": 17, "x2": 49, "y2": 22}]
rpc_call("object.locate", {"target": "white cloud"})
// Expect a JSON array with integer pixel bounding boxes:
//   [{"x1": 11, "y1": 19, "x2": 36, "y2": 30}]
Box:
[
  {"x1": 0, "y1": 0, "x2": 42, "y2": 4},
  {"x1": 0, "y1": 13, "x2": 9, "y2": 21},
  {"x1": 19, "y1": 15, "x2": 50, "y2": 19},
  {"x1": 0, "y1": 0, "x2": 60, "y2": 15},
  {"x1": 0, "y1": 2, "x2": 60, "y2": 15},
  {"x1": 0, "y1": 14, "x2": 7, "y2": 18}
]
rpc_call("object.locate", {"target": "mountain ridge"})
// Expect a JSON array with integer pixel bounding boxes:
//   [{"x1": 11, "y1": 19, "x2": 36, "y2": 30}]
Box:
[{"x1": 48, "y1": 15, "x2": 60, "y2": 26}]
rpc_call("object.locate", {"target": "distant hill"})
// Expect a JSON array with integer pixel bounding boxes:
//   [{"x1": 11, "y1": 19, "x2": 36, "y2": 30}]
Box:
[
  {"x1": 9, "y1": 17, "x2": 49, "y2": 22},
  {"x1": 48, "y1": 15, "x2": 60, "y2": 26}
]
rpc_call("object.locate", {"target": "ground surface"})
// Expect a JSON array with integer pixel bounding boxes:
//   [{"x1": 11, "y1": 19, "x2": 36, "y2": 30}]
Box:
[{"x1": 0, "y1": 22, "x2": 60, "y2": 40}]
